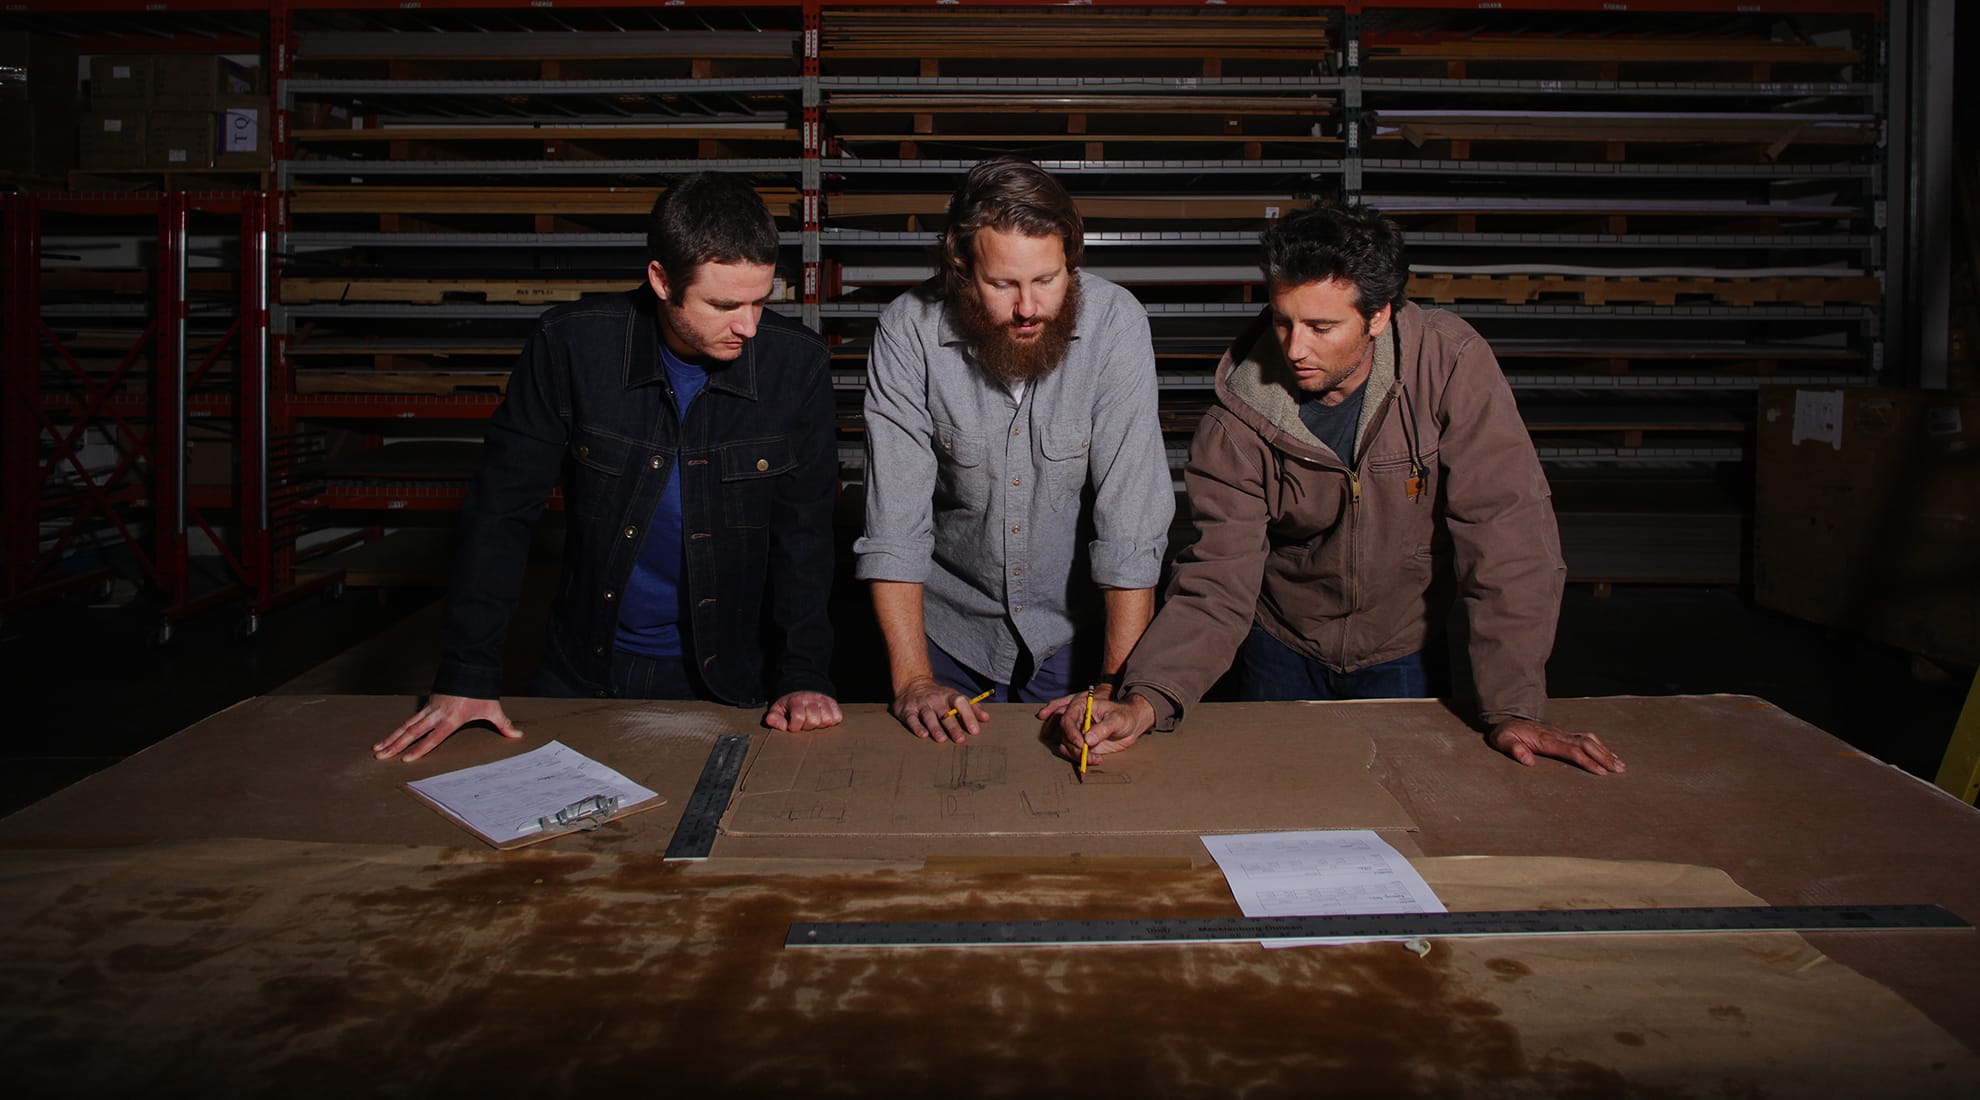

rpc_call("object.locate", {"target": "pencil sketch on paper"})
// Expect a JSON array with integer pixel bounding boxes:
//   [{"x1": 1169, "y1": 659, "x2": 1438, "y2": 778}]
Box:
[
  {"x1": 935, "y1": 745, "x2": 1007, "y2": 792},
  {"x1": 752, "y1": 793, "x2": 848, "y2": 824},
  {"x1": 807, "y1": 752, "x2": 855, "y2": 791}
]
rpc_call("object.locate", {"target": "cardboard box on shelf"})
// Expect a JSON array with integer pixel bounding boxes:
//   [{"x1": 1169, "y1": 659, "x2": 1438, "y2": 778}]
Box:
[
  {"x1": 214, "y1": 95, "x2": 270, "y2": 169},
  {"x1": 79, "y1": 114, "x2": 146, "y2": 169},
  {"x1": 1755, "y1": 386, "x2": 1980, "y2": 666},
  {"x1": 86, "y1": 55, "x2": 153, "y2": 110},
  {"x1": 152, "y1": 54, "x2": 260, "y2": 110},
  {"x1": 146, "y1": 111, "x2": 213, "y2": 169}
]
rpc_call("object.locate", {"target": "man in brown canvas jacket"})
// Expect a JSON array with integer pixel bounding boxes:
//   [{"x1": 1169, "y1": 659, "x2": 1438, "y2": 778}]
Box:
[{"x1": 1049, "y1": 203, "x2": 1624, "y2": 775}]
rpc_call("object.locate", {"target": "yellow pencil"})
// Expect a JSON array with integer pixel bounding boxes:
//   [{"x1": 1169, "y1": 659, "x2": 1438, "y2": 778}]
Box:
[
  {"x1": 1079, "y1": 687, "x2": 1094, "y2": 776},
  {"x1": 944, "y1": 688, "x2": 994, "y2": 719}
]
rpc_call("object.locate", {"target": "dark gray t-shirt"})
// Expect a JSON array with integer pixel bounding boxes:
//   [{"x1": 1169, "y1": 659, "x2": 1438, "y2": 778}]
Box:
[{"x1": 1298, "y1": 383, "x2": 1367, "y2": 467}]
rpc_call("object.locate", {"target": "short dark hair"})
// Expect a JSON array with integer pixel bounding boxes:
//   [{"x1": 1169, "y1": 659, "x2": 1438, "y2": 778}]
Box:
[
  {"x1": 1260, "y1": 203, "x2": 1409, "y2": 321},
  {"x1": 646, "y1": 173, "x2": 780, "y2": 293},
  {"x1": 941, "y1": 157, "x2": 1084, "y2": 298}
]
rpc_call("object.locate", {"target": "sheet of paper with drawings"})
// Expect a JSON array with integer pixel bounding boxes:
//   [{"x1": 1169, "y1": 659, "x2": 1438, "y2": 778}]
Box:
[
  {"x1": 405, "y1": 740, "x2": 666, "y2": 849},
  {"x1": 1203, "y1": 829, "x2": 1447, "y2": 948},
  {"x1": 719, "y1": 705, "x2": 1417, "y2": 842}
]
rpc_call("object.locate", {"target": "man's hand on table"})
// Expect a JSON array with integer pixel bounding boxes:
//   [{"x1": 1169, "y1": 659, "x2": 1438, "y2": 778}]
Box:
[
  {"x1": 1041, "y1": 691, "x2": 1156, "y2": 762},
  {"x1": 373, "y1": 693, "x2": 522, "y2": 762},
  {"x1": 891, "y1": 676, "x2": 989, "y2": 743},
  {"x1": 1489, "y1": 718, "x2": 1625, "y2": 775},
  {"x1": 765, "y1": 691, "x2": 843, "y2": 732}
]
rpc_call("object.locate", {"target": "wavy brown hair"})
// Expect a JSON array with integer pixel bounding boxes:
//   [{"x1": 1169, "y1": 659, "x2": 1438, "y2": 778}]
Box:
[{"x1": 941, "y1": 157, "x2": 1084, "y2": 298}]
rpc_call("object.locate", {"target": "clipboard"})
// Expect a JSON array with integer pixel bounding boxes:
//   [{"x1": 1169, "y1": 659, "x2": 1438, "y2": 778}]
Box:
[
  {"x1": 408, "y1": 786, "x2": 668, "y2": 850},
  {"x1": 403, "y1": 740, "x2": 668, "y2": 850}
]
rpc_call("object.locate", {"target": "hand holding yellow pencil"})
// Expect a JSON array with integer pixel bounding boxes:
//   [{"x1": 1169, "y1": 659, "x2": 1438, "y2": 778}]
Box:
[
  {"x1": 1078, "y1": 687, "x2": 1094, "y2": 779},
  {"x1": 943, "y1": 688, "x2": 994, "y2": 720}
]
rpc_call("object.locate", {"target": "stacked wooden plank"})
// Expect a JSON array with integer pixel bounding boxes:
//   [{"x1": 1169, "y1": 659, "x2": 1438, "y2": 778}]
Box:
[{"x1": 823, "y1": 12, "x2": 1329, "y2": 61}]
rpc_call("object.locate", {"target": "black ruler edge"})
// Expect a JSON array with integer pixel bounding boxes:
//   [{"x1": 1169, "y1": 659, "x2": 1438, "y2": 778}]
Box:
[
  {"x1": 663, "y1": 732, "x2": 752, "y2": 861},
  {"x1": 785, "y1": 904, "x2": 1972, "y2": 948}
]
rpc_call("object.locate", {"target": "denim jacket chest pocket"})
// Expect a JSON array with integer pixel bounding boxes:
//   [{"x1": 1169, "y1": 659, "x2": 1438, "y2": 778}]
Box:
[
  {"x1": 718, "y1": 435, "x2": 794, "y2": 529},
  {"x1": 569, "y1": 426, "x2": 637, "y2": 521},
  {"x1": 931, "y1": 418, "x2": 988, "y2": 511},
  {"x1": 1038, "y1": 426, "x2": 1091, "y2": 512}
]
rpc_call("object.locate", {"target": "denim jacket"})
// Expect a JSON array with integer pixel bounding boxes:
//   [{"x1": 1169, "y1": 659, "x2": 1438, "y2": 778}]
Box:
[{"x1": 433, "y1": 286, "x2": 837, "y2": 706}]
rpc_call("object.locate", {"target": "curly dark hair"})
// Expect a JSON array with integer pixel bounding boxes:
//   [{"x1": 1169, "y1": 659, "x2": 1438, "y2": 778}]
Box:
[
  {"x1": 941, "y1": 157, "x2": 1084, "y2": 298},
  {"x1": 1260, "y1": 203, "x2": 1409, "y2": 321}
]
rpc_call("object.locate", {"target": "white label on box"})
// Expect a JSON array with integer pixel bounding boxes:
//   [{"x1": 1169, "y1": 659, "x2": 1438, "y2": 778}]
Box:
[
  {"x1": 1791, "y1": 390, "x2": 1845, "y2": 450},
  {"x1": 103, "y1": 119, "x2": 123, "y2": 133},
  {"x1": 112, "y1": 65, "x2": 131, "y2": 79},
  {"x1": 1927, "y1": 405, "x2": 1964, "y2": 437},
  {"x1": 169, "y1": 149, "x2": 188, "y2": 163},
  {"x1": 223, "y1": 107, "x2": 259, "y2": 153}
]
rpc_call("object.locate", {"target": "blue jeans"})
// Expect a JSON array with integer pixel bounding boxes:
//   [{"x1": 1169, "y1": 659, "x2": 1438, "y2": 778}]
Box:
[
  {"x1": 1236, "y1": 624, "x2": 1429, "y2": 702},
  {"x1": 925, "y1": 635, "x2": 1080, "y2": 705},
  {"x1": 532, "y1": 645, "x2": 706, "y2": 701}
]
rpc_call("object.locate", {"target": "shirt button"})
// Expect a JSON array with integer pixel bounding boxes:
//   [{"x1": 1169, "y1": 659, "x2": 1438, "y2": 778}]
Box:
[
  {"x1": 1011, "y1": 524, "x2": 1020, "y2": 533},
  {"x1": 1011, "y1": 476, "x2": 1021, "y2": 486},
  {"x1": 624, "y1": 526, "x2": 637, "y2": 538},
  {"x1": 578, "y1": 445, "x2": 590, "y2": 458},
  {"x1": 592, "y1": 646, "x2": 605, "y2": 656},
  {"x1": 755, "y1": 458, "x2": 769, "y2": 472},
  {"x1": 1012, "y1": 567, "x2": 1023, "y2": 576},
  {"x1": 650, "y1": 455, "x2": 663, "y2": 469},
  {"x1": 1013, "y1": 604, "x2": 1023, "y2": 613},
  {"x1": 1012, "y1": 427, "x2": 1022, "y2": 436}
]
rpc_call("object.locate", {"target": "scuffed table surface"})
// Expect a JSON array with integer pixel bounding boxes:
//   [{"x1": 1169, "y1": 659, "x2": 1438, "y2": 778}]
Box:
[{"x1": 2, "y1": 695, "x2": 1977, "y2": 1096}]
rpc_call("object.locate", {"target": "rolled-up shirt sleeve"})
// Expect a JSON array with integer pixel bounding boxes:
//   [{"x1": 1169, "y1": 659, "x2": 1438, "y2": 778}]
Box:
[
  {"x1": 853, "y1": 309, "x2": 938, "y2": 583},
  {"x1": 1085, "y1": 310, "x2": 1173, "y2": 589}
]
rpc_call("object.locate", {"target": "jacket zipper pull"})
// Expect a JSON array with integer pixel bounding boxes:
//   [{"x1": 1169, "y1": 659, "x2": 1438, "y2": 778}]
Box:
[{"x1": 1349, "y1": 470, "x2": 1362, "y2": 505}]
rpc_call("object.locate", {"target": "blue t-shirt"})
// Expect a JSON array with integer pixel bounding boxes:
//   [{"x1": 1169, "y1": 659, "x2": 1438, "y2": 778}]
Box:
[
  {"x1": 614, "y1": 344, "x2": 710, "y2": 658},
  {"x1": 1298, "y1": 382, "x2": 1366, "y2": 468}
]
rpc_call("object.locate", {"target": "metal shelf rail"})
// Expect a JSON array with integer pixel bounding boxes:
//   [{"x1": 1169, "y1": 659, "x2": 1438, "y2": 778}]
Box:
[{"x1": 0, "y1": 191, "x2": 283, "y2": 637}]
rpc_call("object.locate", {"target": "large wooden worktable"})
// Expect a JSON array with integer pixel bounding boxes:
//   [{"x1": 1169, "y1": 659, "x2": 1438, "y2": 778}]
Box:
[{"x1": 2, "y1": 694, "x2": 1976, "y2": 1096}]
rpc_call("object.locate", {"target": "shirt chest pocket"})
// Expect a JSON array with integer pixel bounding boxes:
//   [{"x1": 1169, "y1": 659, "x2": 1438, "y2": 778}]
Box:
[
  {"x1": 569, "y1": 427, "x2": 634, "y2": 520},
  {"x1": 718, "y1": 435, "x2": 793, "y2": 529},
  {"x1": 1038, "y1": 428, "x2": 1090, "y2": 512},
  {"x1": 932, "y1": 419, "x2": 988, "y2": 510}
]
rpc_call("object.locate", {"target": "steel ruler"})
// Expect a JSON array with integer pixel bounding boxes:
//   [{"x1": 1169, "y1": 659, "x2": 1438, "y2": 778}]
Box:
[
  {"x1": 663, "y1": 733, "x2": 751, "y2": 861},
  {"x1": 786, "y1": 904, "x2": 1969, "y2": 948}
]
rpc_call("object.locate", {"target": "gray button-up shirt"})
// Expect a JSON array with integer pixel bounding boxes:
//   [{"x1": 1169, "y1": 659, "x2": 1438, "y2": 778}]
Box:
[{"x1": 855, "y1": 272, "x2": 1174, "y2": 682}]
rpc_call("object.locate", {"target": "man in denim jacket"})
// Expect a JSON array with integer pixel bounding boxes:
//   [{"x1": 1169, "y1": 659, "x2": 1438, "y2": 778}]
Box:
[
  {"x1": 856, "y1": 158, "x2": 1174, "y2": 742},
  {"x1": 376, "y1": 175, "x2": 841, "y2": 762}
]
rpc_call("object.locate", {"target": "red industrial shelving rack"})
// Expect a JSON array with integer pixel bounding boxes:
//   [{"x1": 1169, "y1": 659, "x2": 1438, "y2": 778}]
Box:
[{"x1": 1, "y1": 0, "x2": 1893, "y2": 635}]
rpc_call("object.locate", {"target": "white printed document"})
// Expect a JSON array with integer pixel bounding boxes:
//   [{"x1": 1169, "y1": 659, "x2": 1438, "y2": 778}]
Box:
[
  {"x1": 406, "y1": 740, "x2": 662, "y2": 849},
  {"x1": 1201, "y1": 829, "x2": 1446, "y2": 948}
]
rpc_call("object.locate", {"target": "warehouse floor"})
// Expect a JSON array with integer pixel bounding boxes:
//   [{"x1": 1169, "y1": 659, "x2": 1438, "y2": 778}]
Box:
[{"x1": 3, "y1": 572, "x2": 1971, "y2": 819}]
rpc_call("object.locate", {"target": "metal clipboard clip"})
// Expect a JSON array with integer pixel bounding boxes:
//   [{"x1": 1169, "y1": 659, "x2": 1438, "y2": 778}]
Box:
[{"x1": 518, "y1": 793, "x2": 621, "y2": 836}]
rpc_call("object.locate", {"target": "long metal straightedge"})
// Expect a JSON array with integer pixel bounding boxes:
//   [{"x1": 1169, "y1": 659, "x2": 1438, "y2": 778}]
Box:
[
  {"x1": 786, "y1": 904, "x2": 1970, "y2": 948},
  {"x1": 663, "y1": 733, "x2": 751, "y2": 861}
]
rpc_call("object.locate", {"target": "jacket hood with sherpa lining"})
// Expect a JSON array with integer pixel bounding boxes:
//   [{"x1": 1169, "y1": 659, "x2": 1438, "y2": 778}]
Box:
[{"x1": 1215, "y1": 306, "x2": 1399, "y2": 470}]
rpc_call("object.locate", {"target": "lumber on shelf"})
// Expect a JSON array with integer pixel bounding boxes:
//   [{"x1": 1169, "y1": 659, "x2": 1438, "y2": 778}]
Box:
[
  {"x1": 295, "y1": 126, "x2": 798, "y2": 143},
  {"x1": 286, "y1": 187, "x2": 800, "y2": 217},
  {"x1": 827, "y1": 194, "x2": 1309, "y2": 220},
  {"x1": 823, "y1": 13, "x2": 1328, "y2": 59},
  {"x1": 1407, "y1": 274, "x2": 1881, "y2": 307},
  {"x1": 826, "y1": 95, "x2": 1327, "y2": 116},
  {"x1": 1377, "y1": 113, "x2": 1876, "y2": 148},
  {"x1": 1363, "y1": 34, "x2": 1858, "y2": 66}
]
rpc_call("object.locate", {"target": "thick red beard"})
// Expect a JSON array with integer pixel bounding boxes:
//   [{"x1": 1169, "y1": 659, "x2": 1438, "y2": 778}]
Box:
[{"x1": 955, "y1": 275, "x2": 1082, "y2": 385}]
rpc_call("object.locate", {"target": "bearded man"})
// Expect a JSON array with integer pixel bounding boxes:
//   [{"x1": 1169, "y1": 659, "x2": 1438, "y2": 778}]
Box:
[{"x1": 856, "y1": 157, "x2": 1174, "y2": 741}]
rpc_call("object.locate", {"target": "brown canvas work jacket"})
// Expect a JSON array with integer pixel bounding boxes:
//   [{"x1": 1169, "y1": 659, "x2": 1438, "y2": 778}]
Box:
[{"x1": 1123, "y1": 301, "x2": 1566, "y2": 731}]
